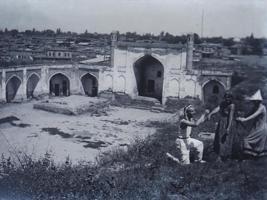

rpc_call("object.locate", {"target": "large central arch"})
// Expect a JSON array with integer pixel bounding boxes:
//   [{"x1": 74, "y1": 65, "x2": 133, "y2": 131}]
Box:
[
  {"x1": 133, "y1": 55, "x2": 164, "y2": 102},
  {"x1": 6, "y1": 76, "x2": 21, "y2": 102},
  {"x1": 49, "y1": 73, "x2": 70, "y2": 96},
  {"x1": 81, "y1": 73, "x2": 98, "y2": 97},
  {"x1": 203, "y1": 80, "x2": 225, "y2": 107}
]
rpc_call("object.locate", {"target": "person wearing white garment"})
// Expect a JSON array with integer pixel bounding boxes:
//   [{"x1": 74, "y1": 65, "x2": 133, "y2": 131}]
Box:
[
  {"x1": 236, "y1": 90, "x2": 267, "y2": 158},
  {"x1": 167, "y1": 105, "x2": 208, "y2": 165}
]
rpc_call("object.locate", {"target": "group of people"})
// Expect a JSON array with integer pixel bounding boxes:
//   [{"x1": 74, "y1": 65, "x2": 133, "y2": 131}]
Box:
[{"x1": 167, "y1": 90, "x2": 267, "y2": 165}]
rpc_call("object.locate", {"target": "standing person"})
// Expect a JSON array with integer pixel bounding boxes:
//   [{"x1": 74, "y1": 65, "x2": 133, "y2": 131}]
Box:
[
  {"x1": 166, "y1": 105, "x2": 208, "y2": 165},
  {"x1": 207, "y1": 91, "x2": 235, "y2": 161},
  {"x1": 236, "y1": 90, "x2": 267, "y2": 158}
]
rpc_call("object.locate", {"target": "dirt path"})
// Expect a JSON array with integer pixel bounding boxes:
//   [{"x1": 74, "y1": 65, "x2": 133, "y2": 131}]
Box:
[{"x1": 0, "y1": 100, "x2": 172, "y2": 164}]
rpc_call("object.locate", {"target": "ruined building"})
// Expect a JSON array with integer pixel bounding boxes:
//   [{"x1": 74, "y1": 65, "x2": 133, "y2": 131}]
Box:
[{"x1": 0, "y1": 32, "x2": 232, "y2": 106}]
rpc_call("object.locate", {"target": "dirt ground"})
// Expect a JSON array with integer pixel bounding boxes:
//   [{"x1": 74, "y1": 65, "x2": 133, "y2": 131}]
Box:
[{"x1": 0, "y1": 99, "x2": 172, "y2": 164}]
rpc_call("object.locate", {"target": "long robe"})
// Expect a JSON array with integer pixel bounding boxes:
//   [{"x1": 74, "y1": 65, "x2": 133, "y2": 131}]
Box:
[
  {"x1": 243, "y1": 105, "x2": 267, "y2": 157},
  {"x1": 214, "y1": 102, "x2": 236, "y2": 158}
]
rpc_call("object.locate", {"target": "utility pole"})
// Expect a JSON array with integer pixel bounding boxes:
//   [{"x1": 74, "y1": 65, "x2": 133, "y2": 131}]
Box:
[{"x1": 201, "y1": 9, "x2": 204, "y2": 39}]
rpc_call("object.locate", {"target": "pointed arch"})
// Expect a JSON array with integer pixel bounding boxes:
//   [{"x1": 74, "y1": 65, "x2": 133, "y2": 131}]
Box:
[
  {"x1": 80, "y1": 73, "x2": 98, "y2": 97},
  {"x1": 6, "y1": 75, "x2": 21, "y2": 102},
  {"x1": 133, "y1": 54, "x2": 164, "y2": 102},
  {"x1": 169, "y1": 78, "x2": 180, "y2": 97},
  {"x1": 49, "y1": 73, "x2": 70, "y2": 96},
  {"x1": 27, "y1": 73, "x2": 40, "y2": 98},
  {"x1": 202, "y1": 79, "x2": 225, "y2": 106},
  {"x1": 105, "y1": 74, "x2": 113, "y2": 91},
  {"x1": 117, "y1": 75, "x2": 126, "y2": 93}
]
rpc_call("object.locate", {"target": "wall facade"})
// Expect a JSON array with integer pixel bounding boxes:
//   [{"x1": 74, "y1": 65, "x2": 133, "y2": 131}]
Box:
[
  {"x1": 110, "y1": 46, "x2": 190, "y2": 104},
  {"x1": 0, "y1": 64, "x2": 105, "y2": 102},
  {"x1": 47, "y1": 50, "x2": 72, "y2": 59},
  {"x1": 0, "y1": 35, "x2": 233, "y2": 105},
  {"x1": 102, "y1": 40, "x2": 233, "y2": 105}
]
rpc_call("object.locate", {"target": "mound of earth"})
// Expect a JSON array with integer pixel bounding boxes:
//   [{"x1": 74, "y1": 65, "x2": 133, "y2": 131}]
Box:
[{"x1": 33, "y1": 95, "x2": 109, "y2": 115}]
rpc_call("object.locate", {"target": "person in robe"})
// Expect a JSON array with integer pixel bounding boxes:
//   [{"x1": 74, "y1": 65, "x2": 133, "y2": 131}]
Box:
[
  {"x1": 236, "y1": 90, "x2": 267, "y2": 158},
  {"x1": 207, "y1": 91, "x2": 236, "y2": 161}
]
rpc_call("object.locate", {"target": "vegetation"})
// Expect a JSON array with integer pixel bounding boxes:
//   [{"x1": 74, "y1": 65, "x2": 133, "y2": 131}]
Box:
[
  {"x1": 0, "y1": 110, "x2": 266, "y2": 200},
  {"x1": 242, "y1": 34, "x2": 264, "y2": 55}
]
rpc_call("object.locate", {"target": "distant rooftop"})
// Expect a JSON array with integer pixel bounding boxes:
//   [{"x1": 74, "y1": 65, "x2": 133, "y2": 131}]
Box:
[
  {"x1": 79, "y1": 55, "x2": 105, "y2": 64},
  {"x1": 79, "y1": 55, "x2": 110, "y2": 66},
  {"x1": 115, "y1": 41, "x2": 185, "y2": 50},
  {"x1": 46, "y1": 48, "x2": 71, "y2": 52},
  {"x1": 194, "y1": 57, "x2": 239, "y2": 72}
]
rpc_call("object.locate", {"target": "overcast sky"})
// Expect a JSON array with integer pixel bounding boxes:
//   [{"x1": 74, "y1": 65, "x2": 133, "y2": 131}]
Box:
[{"x1": 0, "y1": 0, "x2": 266, "y2": 38}]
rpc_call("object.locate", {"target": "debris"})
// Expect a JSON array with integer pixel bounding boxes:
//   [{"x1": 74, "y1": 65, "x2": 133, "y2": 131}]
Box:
[{"x1": 41, "y1": 128, "x2": 74, "y2": 139}]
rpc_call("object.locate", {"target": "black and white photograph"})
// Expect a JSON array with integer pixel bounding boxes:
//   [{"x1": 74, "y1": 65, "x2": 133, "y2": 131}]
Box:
[{"x1": 0, "y1": 0, "x2": 267, "y2": 199}]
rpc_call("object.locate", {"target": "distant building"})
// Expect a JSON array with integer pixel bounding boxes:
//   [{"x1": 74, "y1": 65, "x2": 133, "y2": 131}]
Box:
[
  {"x1": 218, "y1": 47, "x2": 231, "y2": 58},
  {"x1": 263, "y1": 48, "x2": 267, "y2": 55},
  {"x1": 229, "y1": 43, "x2": 243, "y2": 55},
  {"x1": 193, "y1": 50, "x2": 202, "y2": 62},
  {"x1": 32, "y1": 48, "x2": 72, "y2": 62},
  {"x1": 196, "y1": 43, "x2": 231, "y2": 58},
  {"x1": 46, "y1": 49, "x2": 72, "y2": 60},
  {"x1": 9, "y1": 50, "x2": 33, "y2": 61},
  {"x1": 197, "y1": 43, "x2": 219, "y2": 58}
]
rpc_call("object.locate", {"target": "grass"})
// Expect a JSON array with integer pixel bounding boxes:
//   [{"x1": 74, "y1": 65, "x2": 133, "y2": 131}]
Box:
[{"x1": 0, "y1": 117, "x2": 266, "y2": 200}]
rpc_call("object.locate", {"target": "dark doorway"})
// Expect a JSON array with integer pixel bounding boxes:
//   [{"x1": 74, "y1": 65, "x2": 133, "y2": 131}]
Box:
[
  {"x1": 203, "y1": 80, "x2": 225, "y2": 107},
  {"x1": 6, "y1": 76, "x2": 21, "y2": 102},
  {"x1": 62, "y1": 81, "x2": 67, "y2": 96},
  {"x1": 27, "y1": 74, "x2": 40, "y2": 98},
  {"x1": 49, "y1": 73, "x2": 70, "y2": 96},
  {"x1": 81, "y1": 73, "x2": 98, "y2": 97},
  {"x1": 133, "y1": 55, "x2": 164, "y2": 102},
  {"x1": 212, "y1": 85, "x2": 219, "y2": 94},
  {"x1": 147, "y1": 80, "x2": 155, "y2": 92},
  {"x1": 55, "y1": 84, "x2": 60, "y2": 96}
]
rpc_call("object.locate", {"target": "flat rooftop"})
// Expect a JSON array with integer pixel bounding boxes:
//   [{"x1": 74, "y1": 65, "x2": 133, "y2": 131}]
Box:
[{"x1": 115, "y1": 41, "x2": 185, "y2": 50}]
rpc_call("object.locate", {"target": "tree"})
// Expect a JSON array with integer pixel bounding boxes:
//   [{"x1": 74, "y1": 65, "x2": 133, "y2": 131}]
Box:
[
  {"x1": 251, "y1": 38, "x2": 263, "y2": 55},
  {"x1": 43, "y1": 29, "x2": 55, "y2": 36},
  {"x1": 10, "y1": 29, "x2": 18, "y2": 37},
  {"x1": 223, "y1": 38, "x2": 235, "y2": 47},
  {"x1": 25, "y1": 29, "x2": 32, "y2": 36},
  {"x1": 243, "y1": 33, "x2": 263, "y2": 55},
  {"x1": 193, "y1": 33, "x2": 201, "y2": 44},
  {"x1": 56, "y1": 28, "x2": 61, "y2": 35}
]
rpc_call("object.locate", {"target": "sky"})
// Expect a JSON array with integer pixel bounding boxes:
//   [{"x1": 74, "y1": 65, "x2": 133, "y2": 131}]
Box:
[{"x1": 0, "y1": 0, "x2": 266, "y2": 38}]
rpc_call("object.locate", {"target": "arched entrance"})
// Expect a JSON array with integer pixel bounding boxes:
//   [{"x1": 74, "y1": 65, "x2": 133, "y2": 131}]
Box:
[
  {"x1": 81, "y1": 73, "x2": 98, "y2": 97},
  {"x1": 49, "y1": 73, "x2": 70, "y2": 96},
  {"x1": 203, "y1": 80, "x2": 225, "y2": 107},
  {"x1": 27, "y1": 73, "x2": 40, "y2": 98},
  {"x1": 6, "y1": 76, "x2": 21, "y2": 102},
  {"x1": 133, "y1": 55, "x2": 164, "y2": 102}
]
